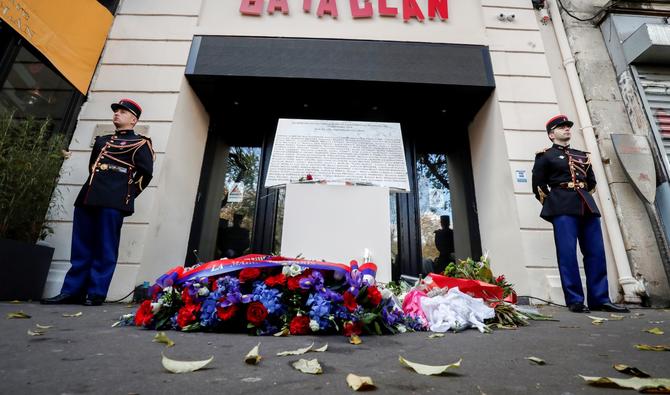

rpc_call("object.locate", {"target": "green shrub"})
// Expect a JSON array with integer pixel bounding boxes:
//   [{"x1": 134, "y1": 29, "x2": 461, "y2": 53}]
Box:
[{"x1": 0, "y1": 112, "x2": 67, "y2": 243}]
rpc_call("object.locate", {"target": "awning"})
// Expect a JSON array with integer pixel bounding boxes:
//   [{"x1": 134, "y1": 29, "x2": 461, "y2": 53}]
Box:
[{"x1": 0, "y1": 0, "x2": 114, "y2": 94}]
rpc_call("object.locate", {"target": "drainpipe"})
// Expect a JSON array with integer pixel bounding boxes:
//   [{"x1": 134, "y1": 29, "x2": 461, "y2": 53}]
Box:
[{"x1": 546, "y1": 0, "x2": 645, "y2": 303}]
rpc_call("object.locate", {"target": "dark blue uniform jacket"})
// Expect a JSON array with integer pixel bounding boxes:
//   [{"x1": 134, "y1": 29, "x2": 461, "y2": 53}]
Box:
[
  {"x1": 74, "y1": 130, "x2": 154, "y2": 216},
  {"x1": 531, "y1": 144, "x2": 600, "y2": 222}
]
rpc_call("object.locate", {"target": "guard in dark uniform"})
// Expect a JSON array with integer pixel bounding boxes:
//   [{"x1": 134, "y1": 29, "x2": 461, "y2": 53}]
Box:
[
  {"x1": 42, "y1": 99, "x2": 154, "y2": 306},
  {"x1": 532, "y1": 114, "x2": 628, "y2": 313}
]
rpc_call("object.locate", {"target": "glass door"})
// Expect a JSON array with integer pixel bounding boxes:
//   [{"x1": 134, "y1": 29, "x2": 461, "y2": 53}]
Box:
[{"x1": 215, "y1": 147, "x2": 261, "y2": 259}]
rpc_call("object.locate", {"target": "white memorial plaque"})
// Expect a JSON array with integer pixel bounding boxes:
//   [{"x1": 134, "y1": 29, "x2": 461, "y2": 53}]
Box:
[
  {"x1": 265, "y1": 119, "x2": 410, "y2": 191},
  {"x1": 281, "y1": 184, "x2": 392, "y2": 283}
]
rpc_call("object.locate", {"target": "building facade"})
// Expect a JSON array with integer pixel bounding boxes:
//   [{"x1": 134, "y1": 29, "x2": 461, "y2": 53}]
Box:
[{"x1": 41, "y1": 0, "x2": 670, "y2": 306}]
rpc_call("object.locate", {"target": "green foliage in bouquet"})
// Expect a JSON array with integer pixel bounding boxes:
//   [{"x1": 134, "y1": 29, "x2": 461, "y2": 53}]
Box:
[
  {"x1": 443, "y1": 256, "x2": 515, "y2": 297},
  {"x1": 0, "y1": 113, "x2": 67, "y2": 243}
]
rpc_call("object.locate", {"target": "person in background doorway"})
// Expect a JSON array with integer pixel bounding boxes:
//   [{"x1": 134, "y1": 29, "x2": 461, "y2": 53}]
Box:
[
  {"x1": 42, "y1": 99, "x2": 154, "y2": 306},
  {"x1": 222, "y1": 213, "x2": 250, "y2": 258},
  {"x1": 532, "y1": 114, "x2": 628, "y2": 314},
  {"x1": 433, "y1": 215, "x2": 455, "y2": 274}
]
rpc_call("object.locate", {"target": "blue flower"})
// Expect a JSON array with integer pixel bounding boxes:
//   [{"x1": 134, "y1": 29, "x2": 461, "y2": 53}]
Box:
[{"x1": 252, "y1": 282, "x2": 283, "y2": 314}]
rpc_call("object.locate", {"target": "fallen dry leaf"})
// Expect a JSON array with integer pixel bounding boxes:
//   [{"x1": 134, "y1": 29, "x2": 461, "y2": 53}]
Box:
[
  {"x1": 35, "y1": 324, "x2": 52, "y2": 329},
  {"x1": 398, "y1": 355, "x2": 461, "y2": 376},
  {"x1": 613, "y1": 364, "x2": 651, "y2": 378},
  {"x1": 580, "y1": 375, "x2": 670, "y2": 392},
  {"x1": 643, "y1": 327, "x2": 665, "y2": 335},
  {"x1": 7, "y1": 311, "x2": 31, "y2": 319},
  {"x1": 277, "y1": 343, "x2": 315, "y2": 356},
  {"x1": 635, "y1": 344, "x2": 670, "y2": 351},
  {"x1": 153, "y1": 332, "x2": 175, "y2": 347},
  {"x1": 525, "y1": 356, "x2": 546, "y2": 365},
  {"x1": 161, "y1": 352, "x2": 213, "y2": 374},
  {"x1": 27, "y1": 329, "x2": 45, "y2": 336},
  {"x1": 292, "y1": 358, "x2": 322, "y2": 374},
  {"x1": 609, "y1": 314, "x2": 625, "y2": 320},
  {"x1": 346, "y1": 373, "x2": 375, "y2": 391},
  {"x1": 273, "y1": 328, "x2": 290, "y2": 337},
  {"x1": 314, "y1": 344, "x2": 328, "y2": 352},
  {"x1": 9, "y1": 300, "x2": 21, "y2": 304},
  {"x1": 428, "y1": 333, "x2": 445, "y2": 339},
  {"x1": 349, "y1": 335, "x2": 362, "y2": 345},
  {"x1": 587, "y1": 315, "x2": 607, "y2": 325},
  {"x1": 245, "y1": 343, "x2": 262, "y2": 365},
  {"x1": 62, "y1": 312, "x2": 83, "y2": 318}
]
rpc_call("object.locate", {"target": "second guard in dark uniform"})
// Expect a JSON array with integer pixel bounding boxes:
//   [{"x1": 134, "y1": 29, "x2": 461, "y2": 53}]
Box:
[
  {"x1": 42, "y1": 99, "x2": 154, "y2": 306},
  {"x1": 532, "y1": 114, "x2": 628, "y2": 313}
]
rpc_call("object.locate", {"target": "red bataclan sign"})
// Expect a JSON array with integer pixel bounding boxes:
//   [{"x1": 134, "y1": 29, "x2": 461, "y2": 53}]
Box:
[{"x1": 240, "y1": 0, "x2": 449, "y2": 22}]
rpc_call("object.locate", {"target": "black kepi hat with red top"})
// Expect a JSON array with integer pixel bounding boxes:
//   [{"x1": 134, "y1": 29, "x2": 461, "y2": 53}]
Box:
[
  {"x1": 111, "y1": 98, "x2": 142, "y2": 119},
  {"x1": 545, "y1": 114, "x2": 573, "y2": 133}
]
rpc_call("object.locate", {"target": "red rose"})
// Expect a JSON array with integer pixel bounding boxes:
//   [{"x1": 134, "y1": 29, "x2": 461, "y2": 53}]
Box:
[
  {"x1": 289, "y1": 315, "x2": 311, "y2": 335},
  {"x1": 239, "y1": 268, "x2": 261, "y2": 283},
  {"x1": 343, "y1": 321, "x2": 363, "y2": 337},
  {"x1": 181, "y1": 288, "x2": 194, "y2": 305},
  {"x1": 306, "y1": 174, "x2": 313, "y2": 181},
  {"x1": 265, "y1": 273, "x2": 287, "y2": 287},
  {"x1": 134, "y1": 300, "x2": 154, "y2": 327},
  {"x1": 216, "y1": 304, "x2": 239, "y2": 321},
  {"x1": 366, "y1": 286, "x2": 382, "y2": 307},
  {"x1": 287, "y1": 276, "x2": 302, "y2": 291},
  {"x1": 177, "y1": 303, "x2": 200, "y2": 328},
  {"x1": 246, "y1": 301, "x2": 268, "y2": 326},
  {"x1": 343, "y1": 291, "x2": 358, "y2": 312}
]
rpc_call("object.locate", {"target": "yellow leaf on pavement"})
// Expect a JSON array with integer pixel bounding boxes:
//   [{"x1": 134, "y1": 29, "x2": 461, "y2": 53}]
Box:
[
  {"x1": 428, "y1": 333, "x2": 445, "y2": 339},
  {"x1": 398, "y1": 356, "x2": 461, "y2": 376},
  {"x1": 273, "y1": 328, "x2": 289, "y2": 337},
  {"x1": 153, "y1": 332, "x2": 175, "y2": 347},
  {"x1": 292, "y1": 358, "x2": 322, "y2": 374},
  {"x1": 346, "y1": 373, "x2": 375, "y2": 391},
  {"x1": 245, "y1": 343, "x2": 262, "y2": 365},
  {"x1": 27, "y1": 329, "x2": 45, "y2": 336},
  {"x1": 643, "y1": 327, "x2": 665, "y2": 335},
  {"x1": 277, "y1": 343, "x2": 314, "y2": 356},
  {"x1": 635, "y1": 344, "x2": 670, "y2": 351},
  {"x1": 161, "y1": 352, "x2": 213, "y2": 374},
  {"x1": 35, "y1": 324, "x2": 52, "y2": 329},
  {"x1": 62, "y1": 312, "x2": 83, "y2": 318},
  {"x1": 580, "y1": 375, "x2": 670, "y2": 392},
  {"x1": 349, "y1": 335, "x2": 362, "y2": 345},
  {"x1": 7, "y1": 311, "x2": 31, "y2": 319}
]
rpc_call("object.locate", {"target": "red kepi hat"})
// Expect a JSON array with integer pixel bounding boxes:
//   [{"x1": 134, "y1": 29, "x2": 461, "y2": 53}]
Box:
[
  {"x1": 111, "y1": 98, "x2": 142, "y2": 119},
  {"x1": 545, "y1": 114, "x2": 573, "y2": 133}
]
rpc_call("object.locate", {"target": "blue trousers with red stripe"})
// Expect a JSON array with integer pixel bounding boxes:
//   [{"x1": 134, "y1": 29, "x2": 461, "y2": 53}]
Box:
[
  {"x1": 60, "y1": 206, "x2": 124, "y2": 299},
  {"x1": 551, "y1": 215, "x2": 611, "y2": 307}
]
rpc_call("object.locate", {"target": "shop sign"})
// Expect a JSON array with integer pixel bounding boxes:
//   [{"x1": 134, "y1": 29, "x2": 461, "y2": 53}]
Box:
[
  {"x1": 240, "y1": 0, "x2": 448, "y2": 22},
  {"x1": 0, "y1": 0, "x2": 113, "y2": 93}
]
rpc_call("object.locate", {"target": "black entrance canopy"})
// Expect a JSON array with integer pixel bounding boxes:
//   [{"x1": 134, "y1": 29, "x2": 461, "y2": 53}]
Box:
[{"x1": 184, "y1": 35, "x2": 495, "y2": 135}]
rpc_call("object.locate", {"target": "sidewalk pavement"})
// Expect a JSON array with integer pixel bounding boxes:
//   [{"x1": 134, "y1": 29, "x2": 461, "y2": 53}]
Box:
[{"x1": 1, "y1": 302, "x2": 668, "y2": 394}]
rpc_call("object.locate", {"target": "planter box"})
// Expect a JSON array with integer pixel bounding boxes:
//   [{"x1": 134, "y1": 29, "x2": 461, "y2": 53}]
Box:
[{"x1": 0, "y1": 238, "x2": 54, "y2": 301}]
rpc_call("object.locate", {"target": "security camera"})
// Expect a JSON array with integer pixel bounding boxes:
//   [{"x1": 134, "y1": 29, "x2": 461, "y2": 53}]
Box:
[
  {"x1": 506, "y1": 14, "x2": 515, "y2": 21},
  {"x1": 497, "y1": 13, "x2": 505, "y2": 21}
]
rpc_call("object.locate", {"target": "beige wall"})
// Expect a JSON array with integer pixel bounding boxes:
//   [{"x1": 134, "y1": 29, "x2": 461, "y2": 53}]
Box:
[
  {"x1": 43, "y1": 0, "x2": 208, "y2": 300},
  {"x1": 43, "y1": 0, "x2": 622, "y2": 304}
]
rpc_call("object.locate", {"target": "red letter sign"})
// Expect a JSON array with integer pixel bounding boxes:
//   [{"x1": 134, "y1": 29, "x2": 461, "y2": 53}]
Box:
[
  {"x1": 378, "y1": 0, "x2": 398, "y2": 17},
  {"x1": 428, "y1": 0, "x2": 448, "y2": 20},
  {"x1": 350, "y1": 0, "x2": 373, "y2": 18},
  {"x1": 267, "y1": 0, "x2": 289, "y2": 14},
  {"x1": 402, "y1": 0, "x2": 424, "y2": 22},
  {"x1": 317, "y1": 0, "x2": 338, "y2": 18},
  {"x1": 240, "y1": 0, "x2": 263, "y2": 15}
]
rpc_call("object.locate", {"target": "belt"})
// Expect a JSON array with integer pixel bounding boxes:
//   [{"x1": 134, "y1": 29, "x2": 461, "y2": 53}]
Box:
[
  {"x1": 97, "y1": 163, "x2": 128, "y2": 174},
  {"x1": 558, "y1": 181, "x2": 585, "y2": 189}
]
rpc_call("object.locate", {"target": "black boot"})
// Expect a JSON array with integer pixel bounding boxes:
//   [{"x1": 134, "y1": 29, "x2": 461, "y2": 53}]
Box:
[{"x1": 40, "y1": 293, "x2": 83, "y2": 305}]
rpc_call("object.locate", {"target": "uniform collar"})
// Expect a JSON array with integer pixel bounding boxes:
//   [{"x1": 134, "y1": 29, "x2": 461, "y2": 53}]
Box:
[
  {"x1": 552, "y1": 143, "x2": 570, "y2": 150},
  {"x1": 114, "y1": 129, "x2": 135, "y2": 136}
]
